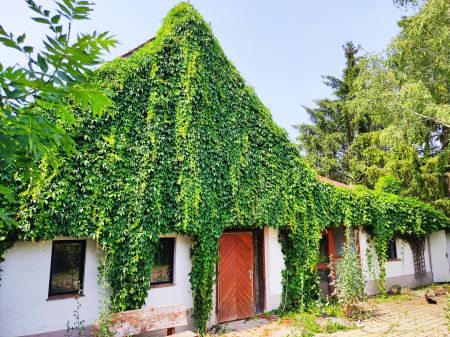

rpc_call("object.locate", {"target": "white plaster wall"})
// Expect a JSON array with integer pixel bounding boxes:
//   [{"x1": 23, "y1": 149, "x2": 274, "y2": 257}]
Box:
[
  {"x1": 144, "y1": 235, "x2": 193, "y2": 309},
  {"x1": 429, "y1": 230, "x2": 450, "y2": 282},
  {"x1": 0, "y1": 238, "x2": 102, "y2": 337},
  {"x1": 359, "y1": 230, "x2": 431, "y2": 295},
  {"x1": 0, "y1": 235, "x2": 194, "y2": 337},
  {"x1": 447, "y1": 232, "x2": 450, "y2": 270},
  {"x1": 264, "y1": 227, "x2": 284, "y2": 311}
]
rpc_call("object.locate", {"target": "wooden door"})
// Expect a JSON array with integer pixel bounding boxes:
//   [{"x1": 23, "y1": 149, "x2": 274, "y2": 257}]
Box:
[{"x1": 218, "y1": 232, "x2": 254, "y2": 322}]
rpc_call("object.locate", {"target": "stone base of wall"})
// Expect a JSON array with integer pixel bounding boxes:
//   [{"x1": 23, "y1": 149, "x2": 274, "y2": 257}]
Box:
[
  {"x1": 19, "y1": 326, "x2": 94, "y2": 337},
  {"x1": 365, "y1": 271, "x2": 433, "y2": 295}
]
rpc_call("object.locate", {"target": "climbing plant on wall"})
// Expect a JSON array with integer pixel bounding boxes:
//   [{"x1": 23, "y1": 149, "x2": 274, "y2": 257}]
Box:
[{"x1": 0, "y1": 2, "x2": 448, "y2": 334}]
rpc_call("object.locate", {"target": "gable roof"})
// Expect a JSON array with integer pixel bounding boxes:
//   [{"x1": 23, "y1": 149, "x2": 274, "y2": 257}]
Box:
[
  {"x1": 121, "y1": 37, "x2": 155, "y2": 58},
  {"x1": 18, "y1": 1, "x2": 447, "y2": 237},
  {"x1": 317, "y1": 175, "x2": 353, "y2": 189}
]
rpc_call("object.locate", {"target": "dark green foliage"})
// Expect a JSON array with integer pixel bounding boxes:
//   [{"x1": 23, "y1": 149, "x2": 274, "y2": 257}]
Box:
[
  {"x1": 296, "y1": 0, "x2": 450, "y2": 216},
  {"x1": 0, "y1": 2, "x2": 448, "y2": 334},
  {"x1": 0, "y1": 0, "x2": 116, "y2": 232},
  {"x1": 295, "y1": 42, "x2": 361, "y2": 184}
]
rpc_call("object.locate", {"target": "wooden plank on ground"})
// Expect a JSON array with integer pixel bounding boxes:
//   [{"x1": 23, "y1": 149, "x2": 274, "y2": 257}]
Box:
[
  {"x1": 171, "y1": 331, "x2": 198, "y2": 337},
  {"x1": 105, "y1": 303, "x2": 188, "y2": 337}
]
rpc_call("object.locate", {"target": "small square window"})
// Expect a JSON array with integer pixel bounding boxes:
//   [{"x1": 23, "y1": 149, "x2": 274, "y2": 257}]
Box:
[
  {"x1": 49, "y1": 240, "x2": 86, "y2": 297},
  {"x1": 150, "y1": 238, "x2": 175, "y2": 285},
  {"x1": 387, "y1": 238, "x2": 397, "y2": 260}
]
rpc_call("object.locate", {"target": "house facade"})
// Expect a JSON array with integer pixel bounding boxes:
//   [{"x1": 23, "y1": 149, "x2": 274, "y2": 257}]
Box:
[
  {"x1": 0, "y1": 3, "x2": 448, "y2": 337},
  {"x1": 1, "y1": 225, "x2": 449, "y2": 336}
]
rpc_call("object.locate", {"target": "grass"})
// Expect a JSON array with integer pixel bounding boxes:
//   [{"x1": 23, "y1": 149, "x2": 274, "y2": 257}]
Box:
[
  {"x1": 277, "y1": 299, "x2": 354, "y2": 337},
  {"x1": 372, "y1": 282, "x2": 450, "y2": 304},
  {"x1": 371, "y1": 292, "x2": 415, "y2": 304},
  {"x1": 283, "y1": 312, "x2": 352, "y2": 337}
]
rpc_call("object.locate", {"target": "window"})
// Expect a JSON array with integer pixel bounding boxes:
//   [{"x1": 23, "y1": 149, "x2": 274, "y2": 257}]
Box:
[
  {"x1": 319, "y1": 234, "x2": 329, "y2": 263},
  {"x1": 49, "y1": 240, "x2": 86, "y2": 297},
  {"x1": 387, "y1": 238, "x2": 397, "y2": 260},
  {"x1": 151, "y1": 238, "x2": 175, "y2": 285},
  {"x1": 333, "y1": 226, "x2": 345, "y2": 257}
]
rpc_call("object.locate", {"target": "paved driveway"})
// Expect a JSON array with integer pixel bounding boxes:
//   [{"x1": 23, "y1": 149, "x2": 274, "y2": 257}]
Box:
[{"x1": 219, "y1": 292, "x2": 448, "y2": 337}]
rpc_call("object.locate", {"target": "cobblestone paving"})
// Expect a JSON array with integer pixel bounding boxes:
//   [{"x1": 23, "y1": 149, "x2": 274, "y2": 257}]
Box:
[
  {"x1": 220, "y1": 293, "x2": 448, "y2": 337},
  {"x1": 318, "y1": 295, "x2": 447, "y2": 337},
  {"x1": 220, "y1": 318, "x2": 291, "y2": 337}
]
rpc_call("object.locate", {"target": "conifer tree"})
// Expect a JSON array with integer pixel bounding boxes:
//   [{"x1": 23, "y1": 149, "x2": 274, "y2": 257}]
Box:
[
  {"x1": 296, "y1": 0, "x2": 449, "y2": 215},
  {"x1": 295, "y1": 42, "x2": 362, "y2": 184}
]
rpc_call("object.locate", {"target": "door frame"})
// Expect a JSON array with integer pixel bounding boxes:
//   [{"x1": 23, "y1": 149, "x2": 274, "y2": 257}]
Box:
[
  {"x1": 318, "y1": 226, "x2": 362, "y2": 296},
  {"x1": 216, "y1": 228, "x2": 265, "y2": 322}
]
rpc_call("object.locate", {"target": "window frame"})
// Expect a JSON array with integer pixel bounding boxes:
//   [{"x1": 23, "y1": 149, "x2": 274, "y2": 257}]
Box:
[
  {"x1": 386, "y1": 238, "x2": 398, "y2": 260},
  {"x1": 48, "y1": 240, "x2": 87, "y2": 298},
  {"x1": 150, "y1": 237, "x2": 175, "y2": 286}
]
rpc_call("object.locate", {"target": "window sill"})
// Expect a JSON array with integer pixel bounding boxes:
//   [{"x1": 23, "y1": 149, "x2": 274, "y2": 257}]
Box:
[
  {"x1": 150, "y1": 283, "x2": 175, "y2": 289},
  {"x1": 387, "y1": 258, "x2": 401, "y2": 262},
  {"x1": 47, "y1": 293, "x2": 84, "y2": 301}
]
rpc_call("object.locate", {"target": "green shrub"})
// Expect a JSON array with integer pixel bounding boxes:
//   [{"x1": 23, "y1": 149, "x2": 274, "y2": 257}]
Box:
[{"x1": 330, "y1": 228, "x2": 366, "y2": 317}]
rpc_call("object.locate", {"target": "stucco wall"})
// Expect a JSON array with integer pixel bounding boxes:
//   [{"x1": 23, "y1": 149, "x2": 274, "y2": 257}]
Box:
[
  {"x1": 263, "y1": 227, "x2": 284, "y2": 311},
  {"x1": 0, "y1": 238, "x2": 102, "y2": 337},
  {"x1": 447, "y1": 232, "x2": 450, "y2": 270},
  {"x1": 144, "y1": 235, "x2": 193, "y2": 309},
  {"x1": 429, "y1": 230, "x2": 450, "y2": 282},
  {"x1": 359, "y1": 230, "x2": 432, "y2": 295},
  {"x1": 0, "y1": 235, "x2": 194, "y2": 337}
]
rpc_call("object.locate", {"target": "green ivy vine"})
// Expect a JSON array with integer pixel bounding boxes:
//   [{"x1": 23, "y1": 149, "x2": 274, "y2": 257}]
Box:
[{"x1": 0, "y1": 2, "x2": 448, "y2": 334}]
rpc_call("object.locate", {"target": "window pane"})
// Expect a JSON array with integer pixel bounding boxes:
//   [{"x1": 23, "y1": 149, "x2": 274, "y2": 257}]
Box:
[
  {"x1": 333, "y1": 226, "x2": 344, "y2": 256},
  {"x1": 318, "y1": 268, "x2": 330, "y2": 296},
  {"x1": 387, "y1": 239, "x2": 397, "y2": 259},
  {"x1": 151, "y1": 238, "x2": 175, "y2": 285},
  {"x1": 49, "y1": 241, "x2": 85, "y2": 295},
  {"x1": 319, "y1": 234, "x2": 329, "y2": 263}
]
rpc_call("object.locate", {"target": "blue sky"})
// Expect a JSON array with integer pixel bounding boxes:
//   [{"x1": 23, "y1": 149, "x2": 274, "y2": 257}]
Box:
[{"x1": 0, "y1": 0, "x2": 407, "y2": 139}]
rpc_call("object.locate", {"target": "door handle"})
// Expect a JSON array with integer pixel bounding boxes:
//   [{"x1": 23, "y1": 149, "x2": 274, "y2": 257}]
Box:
[{"x1": 249, "y1": 270, "x2": 253, "y2": 280}]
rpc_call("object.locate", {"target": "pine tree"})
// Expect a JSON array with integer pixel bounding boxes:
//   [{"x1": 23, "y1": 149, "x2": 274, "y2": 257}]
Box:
[
  {"x1": 296, "y1": 0, "x2": 449, "y2": 216},
  {"x1": 295, "y1": 42, "x2": 362, "y2": 184}
]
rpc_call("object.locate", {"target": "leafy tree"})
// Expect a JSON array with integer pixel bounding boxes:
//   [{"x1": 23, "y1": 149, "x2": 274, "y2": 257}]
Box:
[
  {"x1": 393, "y1": 0, "x2": 423, "y2": 8},
  {"x1": 0, "y1": 0, "x2": 116, "y2": 223},
  {"x1": 297, "y1": 0, "x2": 449, "y2": 215},
  {"x1": 295, "y1": 42, "x2": 361, "y2": 184},
  {"x1": 350, "y1": 0, "x2": 449, "y2": 212},
  {"x1": 374, "y1": 175, "x2": 402, "y2": 195}
]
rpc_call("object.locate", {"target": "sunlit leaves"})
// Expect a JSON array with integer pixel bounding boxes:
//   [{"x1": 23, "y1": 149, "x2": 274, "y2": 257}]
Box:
[
  {"x1": 0, "y1": 3, "x2": 447, "y2": 332},
  {"x1": 0, "y1": 0, "x2": 116, "y2": 215}
]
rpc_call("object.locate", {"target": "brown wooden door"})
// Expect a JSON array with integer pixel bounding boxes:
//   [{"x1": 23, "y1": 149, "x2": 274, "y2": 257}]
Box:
[{"x1": 218, "y1": 232, "x2": 254, "y2": 322}]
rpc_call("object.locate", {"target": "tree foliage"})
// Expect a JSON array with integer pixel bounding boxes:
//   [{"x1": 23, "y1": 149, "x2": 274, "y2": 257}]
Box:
[
  {"x1": 0, "y1": 0, "x2": 116, "y2": 274},
  {"x1": 295, "y1": 42, "x2": 361, "y2": 184},
  {"x1": 0, "y1": 0, "x2": 116, "y2": 212},
  {"x1": 297, "y1": 0, "x2": 449, "y2": 215}
]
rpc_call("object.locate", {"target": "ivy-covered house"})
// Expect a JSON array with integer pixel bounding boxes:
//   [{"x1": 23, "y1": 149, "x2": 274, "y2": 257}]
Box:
[
  {"x1": 316, "y1": 176, "x2": 450, "y2": 297},
  {"x1": 0, "y1": 3, "x2": 448, "y2": 337}
]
